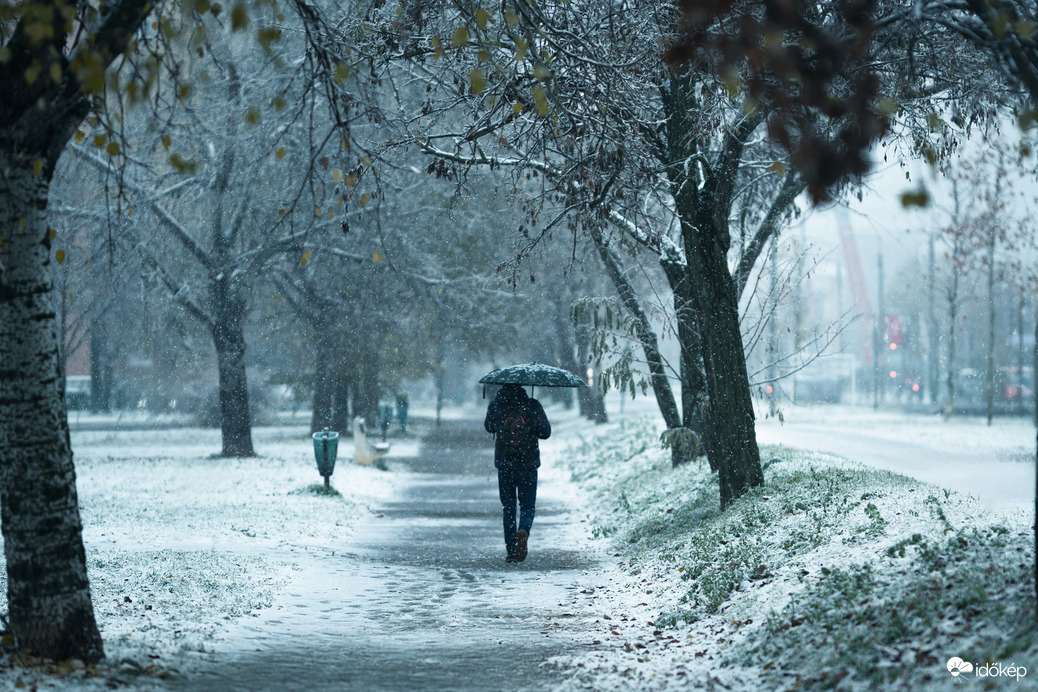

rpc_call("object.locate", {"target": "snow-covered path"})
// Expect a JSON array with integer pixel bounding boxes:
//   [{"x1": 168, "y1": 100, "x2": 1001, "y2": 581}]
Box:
[{"x1": 164, "y1": 419, "x2": 608, "y2": 691}]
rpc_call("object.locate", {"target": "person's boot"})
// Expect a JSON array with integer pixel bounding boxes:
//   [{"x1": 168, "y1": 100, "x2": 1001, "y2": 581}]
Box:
[{"x1": 515, "y1": 529, "x2": 528, "y2": 561}]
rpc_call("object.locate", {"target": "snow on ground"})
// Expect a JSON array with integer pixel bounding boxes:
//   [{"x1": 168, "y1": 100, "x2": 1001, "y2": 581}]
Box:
[
  {"x1": 0, "y1": 423, "x2": 403, "y2": 690},
  {"x1": 0, "y1": 402, "x2": 1035, "y2": 691},
  {"x1": 543, "y1": 407, "x2": 1037, "y2": 691}
]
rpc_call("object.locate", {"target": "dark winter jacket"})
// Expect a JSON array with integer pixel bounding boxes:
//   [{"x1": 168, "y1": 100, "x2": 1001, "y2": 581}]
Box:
[{"x1": 484, "y1": 385, "x2": 551, "y2": 470}]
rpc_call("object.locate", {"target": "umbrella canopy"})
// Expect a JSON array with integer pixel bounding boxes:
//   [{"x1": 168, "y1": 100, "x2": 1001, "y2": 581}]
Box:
[{"x1": 479, "y1": 363, "x2": 588, "y2": 388}]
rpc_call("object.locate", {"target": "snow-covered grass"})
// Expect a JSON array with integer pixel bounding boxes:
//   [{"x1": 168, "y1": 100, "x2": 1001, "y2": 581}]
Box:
[
  {"x1": 0, "y1": 424, "x2": 400, "y2": 690},
  {"x1": 551, "y1": 413, "x2": 1037, "y2": 691},
  {"x1": 1, "y1": 405, "x2": 1035, "y2": 691}
]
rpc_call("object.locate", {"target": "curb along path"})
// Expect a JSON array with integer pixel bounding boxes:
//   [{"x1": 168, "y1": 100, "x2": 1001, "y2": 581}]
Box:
[{"x1": 168, "y1": 418, "x2": 608, "y2": 691}]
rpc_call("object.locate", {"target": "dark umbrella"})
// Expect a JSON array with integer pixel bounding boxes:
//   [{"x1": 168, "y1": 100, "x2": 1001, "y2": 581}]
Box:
[{"x1": 479, "y1": 362, "x2": 588, "y2": 397}]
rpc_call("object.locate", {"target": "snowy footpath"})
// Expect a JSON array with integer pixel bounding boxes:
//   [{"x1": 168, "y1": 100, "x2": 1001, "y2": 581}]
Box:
[{"x1": 161, "y1": 418, "x2": 612, "y2": 691}]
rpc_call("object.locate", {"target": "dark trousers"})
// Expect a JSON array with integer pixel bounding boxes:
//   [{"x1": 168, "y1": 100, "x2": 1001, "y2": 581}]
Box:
[{"x1": 498, "y1": 467, "x2": 537, "y2": 556}]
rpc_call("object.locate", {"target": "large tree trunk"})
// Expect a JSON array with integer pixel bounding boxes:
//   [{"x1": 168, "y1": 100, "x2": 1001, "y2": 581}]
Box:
[
  {"x1": 330, "y1": 368, "x2": 352, "y2": 436},
  {"x1": 662, "y1": 69, "x2": 764, "y2": 505},
  {"x1": 210, "y1": 281, "x2": 254, "y2": 457},
  {"x1": 0, "y1": 0, "x2": 154, "y2": 661},
  {"x1": 89, "y1": 314, "x2": 113, "y2": 413},
  {"x1": 310, "y1": 330, "x2": 335, "y2": 434},
  {"x1": 0, "y1": 160, "x2": 104, "y2": 662},
  {"x1": 663, "y1": 259, "x2": 714, "y2": 468},
  {"x1": 682, "y1": 218, "x2": 765, "y2": 508}
]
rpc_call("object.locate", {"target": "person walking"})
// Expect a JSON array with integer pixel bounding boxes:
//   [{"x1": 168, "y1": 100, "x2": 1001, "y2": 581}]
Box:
[{"x1": 484, "y1": 383, "x2": 551, "y2": 563}]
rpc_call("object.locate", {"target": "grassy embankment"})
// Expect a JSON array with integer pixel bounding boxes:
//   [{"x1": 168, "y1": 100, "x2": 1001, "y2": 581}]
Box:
[{"x1": 561, "y1": 416, "x2": 1036, "y2": 690}]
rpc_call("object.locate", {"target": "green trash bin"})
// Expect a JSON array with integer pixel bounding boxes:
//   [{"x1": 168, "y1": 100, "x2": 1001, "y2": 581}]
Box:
[{"x1": 312, "y1": 427, "x2": 340, "y2": 489}]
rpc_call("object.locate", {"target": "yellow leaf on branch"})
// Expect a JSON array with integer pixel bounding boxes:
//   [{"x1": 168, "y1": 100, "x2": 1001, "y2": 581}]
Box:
[
  {"x1": 451, "y1": 27, "x2": 470, "y2": 47},
  {"x1": 231, "y1": 3, "x2": 249, "y2": 30},
  {"x1": 469, "y1": 69, "x2": 485, "y2": 94}
]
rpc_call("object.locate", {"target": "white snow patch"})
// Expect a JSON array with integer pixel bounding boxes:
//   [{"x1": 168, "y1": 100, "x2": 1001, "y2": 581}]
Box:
[{"x1": 0, "y1": 423, "x2": 399, "y2": 690}]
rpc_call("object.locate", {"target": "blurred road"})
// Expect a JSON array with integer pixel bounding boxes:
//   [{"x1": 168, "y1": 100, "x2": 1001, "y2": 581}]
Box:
[
  {"x1": 755, "y1": 410, "x2": 1036, "y2": 515},
  {"x1": 166, "y1": 419, "x2": 607, "y2": 692}
]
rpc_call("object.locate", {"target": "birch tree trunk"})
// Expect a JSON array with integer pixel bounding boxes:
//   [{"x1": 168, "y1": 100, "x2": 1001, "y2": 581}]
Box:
[{"x1": 0, "y1": 158, "x2": 103, "y2": 662}]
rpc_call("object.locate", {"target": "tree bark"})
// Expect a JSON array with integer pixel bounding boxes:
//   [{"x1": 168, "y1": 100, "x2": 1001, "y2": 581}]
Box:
[
  {"x1": 330, "y1": 369, "x2": 352, "y2": 436},
  {"x1": 591, "y1": 228, "x2": 681, "y2": 430},
  {"x1": 586, "y1": 370, "x2": 609, "y2": 424},
  {"x1": 209, "y1": 278, "x2": 255, "y2": 457},
  {"x1": 681, "y1": 216, "x2": 765, "y2": 508},
  {"x1": 552, "y1": 296, "x2": 581, "y2": 411},
  {"x1": 663, "y1": 259, "x2": 714, "y2": 468},
  {"x1": 0, "y1": 0, "x2": 156, "y2": 660},
  {"x1": 0, "y1": 159, "x2": 104, "y2": 662},
  {"x1": 354, "y1": 346, "x2": 381, "y2": 428},
  {"x1": 89, "y1": 314, "x2": 113, "y2": 413},
  {"x1": 985, "y1": 229, "x2": 996, "y2": 426},
  {"x1": 661, "y1": 69, "x2": 764, "y2": 506},
  {"x1": 944, "y1": 273, "x2": 960, "y2": 420},
  {"x1": 573, "y1": 319, "x2": 595, "y2": 419},
  {"x1": 434, "y1": 365, "x2": 445, "y2": 427},
  {"x1": 310, "y1": 330, "x2": 335, "y2": 434}
]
